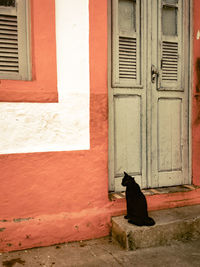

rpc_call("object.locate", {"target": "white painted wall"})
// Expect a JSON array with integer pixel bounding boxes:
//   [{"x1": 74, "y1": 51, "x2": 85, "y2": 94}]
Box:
[
  {"x1": 0, "y1": 0, "x2": 90, "y2": 154},
  {"x1": 56, "y1": 0, "x2": 90, "y2": 100}
]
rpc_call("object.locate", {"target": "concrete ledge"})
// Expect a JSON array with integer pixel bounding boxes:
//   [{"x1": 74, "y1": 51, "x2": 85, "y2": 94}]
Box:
[{"x1": 112, "y1": 205, "x2": 200, "y2": 250}]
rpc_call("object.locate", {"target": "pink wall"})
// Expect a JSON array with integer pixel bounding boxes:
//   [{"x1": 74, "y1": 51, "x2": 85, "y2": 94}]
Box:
[
  {"x1": 1, "y1": 0, "x2": 200, "y2": 252},
  {"x1": 192, "y1": 0, "x2": 200, "y2": 186},
  {"x1": 0, "y1": 0, "x2": 111, "y2": 252}
]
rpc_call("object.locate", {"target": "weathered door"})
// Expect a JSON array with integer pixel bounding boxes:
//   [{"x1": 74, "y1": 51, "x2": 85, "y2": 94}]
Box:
[{"x1": 108, "y1": 0, "x2": 191, "y2": 192}]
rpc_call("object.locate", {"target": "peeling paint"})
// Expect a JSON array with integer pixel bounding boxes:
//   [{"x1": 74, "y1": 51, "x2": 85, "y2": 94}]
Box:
[
  {"x1": 74, "y1": 225, "x2": 79, "y2": 231},
  {"x1": 13, "y1": 218, "x2": 33, "y2": 223},
  {"x1": 197, "y1": 30, "x2": 200, "y2": 40},
  {"x1": 196, "y1": 58, "x2": 200, "y2": 93}
]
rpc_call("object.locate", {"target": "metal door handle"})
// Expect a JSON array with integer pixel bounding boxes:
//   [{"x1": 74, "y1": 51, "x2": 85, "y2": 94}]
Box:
[{"x1": 151, "y1": 65, "x2": 159, "y2": 83}]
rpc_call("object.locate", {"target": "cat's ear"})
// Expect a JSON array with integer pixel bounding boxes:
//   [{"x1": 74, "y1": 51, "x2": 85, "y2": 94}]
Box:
[{"x1": 124, "y1": 171, "x2": 128, "y2": 176}]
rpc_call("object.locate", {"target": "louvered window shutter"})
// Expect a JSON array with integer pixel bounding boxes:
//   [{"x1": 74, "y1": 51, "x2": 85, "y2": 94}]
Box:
[
  {"x1": 0, "y1": 0, "x2": 31, "y2": 80},
  {"x1": 112, "y1": 0, "x2": 140, "y2": 87},
  {"x1": 159, "y1": 0, "x2": 182, "y2": 90}
]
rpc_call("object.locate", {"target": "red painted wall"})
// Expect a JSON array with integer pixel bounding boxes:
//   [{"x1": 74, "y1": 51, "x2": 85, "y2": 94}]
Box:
[
  {"x1": 0, "y1": 0, "x2": 58, "y2": 102},
  {"x1": 1, "y1": 0, "x2": 200, "y2": 252},
  {"x1": 192, "y1": 0, "x2": 200, "y2": 186}
]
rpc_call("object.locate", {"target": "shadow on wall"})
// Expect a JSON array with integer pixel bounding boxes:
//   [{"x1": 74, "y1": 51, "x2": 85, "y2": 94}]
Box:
[{"x1": 194, "y1": 58, "x2": 200, "y2": 125}]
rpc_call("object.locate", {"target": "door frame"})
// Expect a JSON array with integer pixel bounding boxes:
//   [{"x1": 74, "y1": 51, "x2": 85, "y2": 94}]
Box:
[
  {"x1": 189, "y1": 0, "x2": 193, "y2": 188},
  {"x1": 107, "y1": 0, "x2": 193, "y2": 192}
]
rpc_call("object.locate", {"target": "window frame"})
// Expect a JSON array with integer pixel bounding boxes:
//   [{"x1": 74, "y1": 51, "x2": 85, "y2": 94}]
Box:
[{"x1": 0, "y1": 0, "x2": 31, "y2": 80}]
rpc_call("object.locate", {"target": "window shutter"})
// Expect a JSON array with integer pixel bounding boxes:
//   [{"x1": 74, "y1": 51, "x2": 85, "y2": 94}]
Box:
[
  {"x1": 159, "y1": 0, "x2": 182, "y2": 90},
  {"x1": 112, "y1": 0, "x2": 140, "y2": 87},
  {"x1": 0, "y1": 0, "x2": 31, "y2": 80},
  {"x1": 161, "y1": 41, "x2": 178, "y2": 82}
]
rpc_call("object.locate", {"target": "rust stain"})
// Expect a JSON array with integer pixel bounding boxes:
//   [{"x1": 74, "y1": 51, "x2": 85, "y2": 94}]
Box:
[{"x1": 196, "y1": 58, "x2": 200, "y2": 93}]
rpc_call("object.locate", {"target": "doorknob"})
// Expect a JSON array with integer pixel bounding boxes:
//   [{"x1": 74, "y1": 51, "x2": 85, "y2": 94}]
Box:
[{"x1": 151, "y1": 65, "x2": 159, "y2": 83}]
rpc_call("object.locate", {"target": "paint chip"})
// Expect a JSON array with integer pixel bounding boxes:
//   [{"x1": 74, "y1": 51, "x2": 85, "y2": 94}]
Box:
[
  {"x1": 184, "y1": 184, "x2": 195, "y2": 190},
  {"x1": 197, "y1": 30, "x2": 200, "y2": 40},
  {"x1": 150, "y1": 189, "x2": 160, "y2": 194}
]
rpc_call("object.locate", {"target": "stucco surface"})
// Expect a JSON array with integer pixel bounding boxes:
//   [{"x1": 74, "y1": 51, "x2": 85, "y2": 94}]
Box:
[
  {"x1": 0, "y1": 0, "x2": 109, "y2": 252},
  {"x1": 0, "y1": 94, "x2": 89, "y2": 154},
  {"x1": 192, "y1": 0, "x2": 200, "y2": 186}
]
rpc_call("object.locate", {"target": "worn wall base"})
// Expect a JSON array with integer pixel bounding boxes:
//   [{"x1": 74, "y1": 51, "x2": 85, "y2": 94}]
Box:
[
  {"x1": 1, "y1": 189, "x2": 200, "y2": 252},
  {"x1": 0, "y1": 208, "x2": 111, "y2": 252}
]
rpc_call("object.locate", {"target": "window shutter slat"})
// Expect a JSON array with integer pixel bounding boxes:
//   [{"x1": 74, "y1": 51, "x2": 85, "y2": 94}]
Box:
[
  {"x1": 0, "y1": 61, "x2": 18, "y2": 66},
  {"x1": 0, "y1": 39, "x2": 17, "y2": 44},
  {"x1": 0, "y1": 33, "x2": 17, "y2": 40},
  {"x1": 0, "y1": 43, "x2": 17, "y2": 48},
  {"x1": 0, "y1": 15, "x2": 17, "y2": 21},
  {"x1": 0, "y1": 66, "x2": 18, "y2": 71}
]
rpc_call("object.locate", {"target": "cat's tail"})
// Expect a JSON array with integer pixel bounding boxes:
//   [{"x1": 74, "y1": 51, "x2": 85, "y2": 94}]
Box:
[{"x1": 144, "y1": 217, "x2": 155, "y2": 226}]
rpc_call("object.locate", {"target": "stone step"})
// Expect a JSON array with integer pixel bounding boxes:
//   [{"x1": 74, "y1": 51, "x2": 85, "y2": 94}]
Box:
[{"x1": 112, "y1": 204, "x2": 200, "y2": 250}]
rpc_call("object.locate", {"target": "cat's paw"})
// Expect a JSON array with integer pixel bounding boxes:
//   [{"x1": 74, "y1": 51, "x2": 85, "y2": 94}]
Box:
[
  {"x1": 124, "y1": 215, "x2": 128, "y2": 219},
  {"x1": 145, "y1": 217, "x2": 155, "y2": 226}
]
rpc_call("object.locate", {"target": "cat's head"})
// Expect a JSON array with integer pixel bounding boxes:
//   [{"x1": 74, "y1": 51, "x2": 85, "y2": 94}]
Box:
[{"x1": 121, "y1": 172, "x2": 135, "y2": 187}]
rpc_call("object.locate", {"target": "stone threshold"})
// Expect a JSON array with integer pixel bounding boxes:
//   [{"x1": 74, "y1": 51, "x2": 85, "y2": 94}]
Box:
[
  {"x1": 112, "y1": 204, "x2": 200, "y2": 250},
  {"x1": 109, "y1": 184, "x2": 200, "y2": 201}
]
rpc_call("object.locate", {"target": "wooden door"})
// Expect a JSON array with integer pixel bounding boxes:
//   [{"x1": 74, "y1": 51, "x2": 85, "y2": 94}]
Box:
[{"x1": 108, "y1": 0, "x2": 191, "y2": 192}]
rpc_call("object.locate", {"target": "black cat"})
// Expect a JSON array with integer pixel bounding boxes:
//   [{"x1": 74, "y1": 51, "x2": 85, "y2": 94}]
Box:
[{"x1": 122, "y1": 172, "x2": 155, "y2": 226}]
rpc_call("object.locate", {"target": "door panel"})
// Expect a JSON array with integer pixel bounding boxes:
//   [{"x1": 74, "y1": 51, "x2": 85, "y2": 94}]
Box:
[
  {"x1": 158, "y1": 98, "x2": 182, "y2": 172},
  {"x1": 114, "y1": 95, "x2": 142, "y2": 177}
]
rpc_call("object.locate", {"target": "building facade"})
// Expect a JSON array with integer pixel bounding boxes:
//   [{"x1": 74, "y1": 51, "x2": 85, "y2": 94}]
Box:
[{"x1": 0, "y1": 0, "x2": 200, "y2": 252}]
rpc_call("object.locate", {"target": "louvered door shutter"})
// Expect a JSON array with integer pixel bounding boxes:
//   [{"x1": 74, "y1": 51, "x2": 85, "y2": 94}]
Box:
[
  {"x1": 0, "y1": 0, "x2": 31, "y2": 80},
  {"x1": 112, "y1": 0, "x2": 140, "y2": 87},
  {"x1": 159, "y1": 0, "x2": 182, "y2": 90}
]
